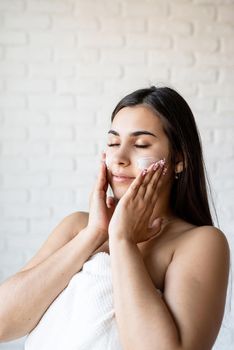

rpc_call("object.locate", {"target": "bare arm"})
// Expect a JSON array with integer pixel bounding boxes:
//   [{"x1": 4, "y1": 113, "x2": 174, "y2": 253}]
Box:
[
  {"x1": 109, "y1": 227, "x2": 230, "y2": 350},
  {"x1": 0, "y1": 215, "x2": 104, "y2": 342}
]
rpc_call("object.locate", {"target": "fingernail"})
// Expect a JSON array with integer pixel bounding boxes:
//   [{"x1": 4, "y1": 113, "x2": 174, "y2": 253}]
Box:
[
  {"x1": 142, "y1": 169, "x2": 147, "y2": 176},
  {"x1": 162, "y1": 167, "x2": 168, "y2": 175},
  {"x1": 159, "y1": 159, "x2": 166, "y2": 168},
  {"x1": 153, "y1": 162, "x2": 159, "y2": 171}
]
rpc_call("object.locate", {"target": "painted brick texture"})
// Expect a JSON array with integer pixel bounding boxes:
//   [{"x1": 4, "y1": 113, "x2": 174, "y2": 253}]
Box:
[{"x1": 0, "y1": 0, "x2": 233, "y2": 349}]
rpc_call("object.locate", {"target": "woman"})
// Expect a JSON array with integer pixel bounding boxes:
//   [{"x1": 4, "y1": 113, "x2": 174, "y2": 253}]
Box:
[{"x1": 0, "y1": 86, "x2": 230, "y2": 349}]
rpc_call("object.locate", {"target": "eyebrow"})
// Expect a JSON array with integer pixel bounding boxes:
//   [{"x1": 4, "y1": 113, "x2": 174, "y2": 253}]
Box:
[{"x1": 108, "y1": 129, "x2": 157, "y2": 138}]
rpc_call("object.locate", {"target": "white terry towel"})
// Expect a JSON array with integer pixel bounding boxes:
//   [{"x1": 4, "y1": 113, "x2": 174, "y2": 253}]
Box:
[
  {"x1": 24, "y1": 252, "x2": 123, "y2": 350},
  {"x1": 24, "y1": 251, "x2": 162, "y2": 350}
]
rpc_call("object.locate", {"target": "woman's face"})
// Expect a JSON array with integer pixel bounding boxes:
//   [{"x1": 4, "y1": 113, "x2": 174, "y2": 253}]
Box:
[{"x1": 105, "y1": 105, "x2": 174, "y2": 200}]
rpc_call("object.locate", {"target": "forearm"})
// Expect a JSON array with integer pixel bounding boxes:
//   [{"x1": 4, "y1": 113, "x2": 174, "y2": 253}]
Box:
[
  {"x1": 109, "y1": 237, "x2": 181, "y2": 350},
  {"x1": 0, "y1": 228, "x2": 104, "y2": 342}
]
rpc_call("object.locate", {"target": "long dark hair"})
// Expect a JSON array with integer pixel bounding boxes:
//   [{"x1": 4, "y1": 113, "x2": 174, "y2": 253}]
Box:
[{"x1": 111, "y1": 86, "x2": 214, "y2": 227}]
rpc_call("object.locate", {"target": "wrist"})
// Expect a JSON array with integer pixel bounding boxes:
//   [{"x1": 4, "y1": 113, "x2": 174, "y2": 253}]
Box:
[
  {"x1": 72, "y1": 227, "x2": 108, "y2": 260},
  {"x1": 109, "y1": 231, "x2": 134, "y2": 245},
  {"x1": 83, "y1": 226, "x2": 107, "y2": 246},
  {"x1": 109, "y1": 234, "x2": 137, "y2": 255}
]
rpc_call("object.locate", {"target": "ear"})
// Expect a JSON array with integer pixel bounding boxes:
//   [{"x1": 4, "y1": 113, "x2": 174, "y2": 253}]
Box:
[
  {"x1": 174, "y1": 152, "x2": 186, "y2": 174},
  {"x1": 175, "y1": 160, "x2": 184, "y2": 174}
]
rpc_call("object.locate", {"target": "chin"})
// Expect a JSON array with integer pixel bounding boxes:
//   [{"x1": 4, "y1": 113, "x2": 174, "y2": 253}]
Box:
[{"x1": 110, "y1": 183, "x2": 129, "y2": 201}]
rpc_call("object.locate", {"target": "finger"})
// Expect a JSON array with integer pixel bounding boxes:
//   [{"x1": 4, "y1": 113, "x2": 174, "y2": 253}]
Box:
[
  {"x1": 143, "y1": 158, "x2": 166, "y2": 188},
  {"x1": 148, "y1": 205, "x2": 158, "y2": 227},
  {"x1": 95, "y1": 155, "x2": 108, "y2": 192},
  {"x1": 125, "y1": 168, "x2": 146, "y2": 200},
  {"x1": 106, "y1": 196, "x2": 115, "y2": 208},
  {"x1": 142, "y1": 160, "x2": 165, "y2": 200},
  {"x1": 151, "y1": 164, "x2": 167, "y2": 193},
  {"x1": 144, "y1": 162, "x2": 166, "y2": 200},
  {"x1": 101, "y1": 150, "x2": 106, "y2": 162},
  {"x1": 138, "y1": 162, "x2": 160, "y2": 198},
  {"x1": 146, "y1": 166, "x2": 167, "y2": 211},
  {"x1": 151, "y1": 166, "x2": 168, "y2": 199},
  {"x1": 150, "y1": 174, "x2": 164, "y2": 207}
]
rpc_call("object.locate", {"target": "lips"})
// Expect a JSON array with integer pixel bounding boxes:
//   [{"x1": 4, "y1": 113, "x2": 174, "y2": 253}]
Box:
[
  {"x1": 112, "y1": 173, "x2": 135, "y2": 179},
  {"x1": 111, "y1": 172, "x2": 135, "y2": 183}
]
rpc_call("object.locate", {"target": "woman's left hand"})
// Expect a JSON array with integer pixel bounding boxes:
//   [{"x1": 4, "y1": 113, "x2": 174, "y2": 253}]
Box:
[{"x1": 108, "y1": 161, "x2": 167, "y2": 244}]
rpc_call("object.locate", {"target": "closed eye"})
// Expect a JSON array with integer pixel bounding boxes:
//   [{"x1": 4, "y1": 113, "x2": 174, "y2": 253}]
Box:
[{"x1": 107, "y1": 144, "x2": 150, "y2": 148}]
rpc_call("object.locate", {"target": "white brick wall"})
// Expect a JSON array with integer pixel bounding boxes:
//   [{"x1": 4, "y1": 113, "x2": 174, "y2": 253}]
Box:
[{"x1": 0, "y1": 0, "x2": 233, "y2": 349}]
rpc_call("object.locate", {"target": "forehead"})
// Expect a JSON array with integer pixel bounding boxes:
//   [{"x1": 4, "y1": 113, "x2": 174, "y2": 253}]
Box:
[{"x1": 111, "y1": 105, "x2": 163, "y2": 135}]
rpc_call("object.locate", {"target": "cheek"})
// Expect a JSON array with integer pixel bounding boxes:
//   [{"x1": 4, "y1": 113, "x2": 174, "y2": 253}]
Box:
[
  {"x1": 136, "y1": 141, "x2": 170, "y2": 166},
  {"x1": 136, "y1": 156, "x2": 163, "y2": 170},
  {"x1": 105, "y1": 153, "x2": 168, "y2": 171},
  {"x1": 105, "y1": 152, "x2": 114, "y2": 170},
  {"x1": 105, "y1": 144, "x2": 171, "y2": 177}
]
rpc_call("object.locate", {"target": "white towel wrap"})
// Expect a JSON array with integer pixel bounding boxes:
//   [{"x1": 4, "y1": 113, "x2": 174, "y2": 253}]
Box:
[{"x1": 24, "y1": 252, "x2": 162, "y2": 350}]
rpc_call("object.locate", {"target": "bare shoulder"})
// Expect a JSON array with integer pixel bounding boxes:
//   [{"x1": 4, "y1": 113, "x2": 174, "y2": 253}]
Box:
[
  {"x1": 19, "y1": 211, "x2": 89, "y2": 272},
  {"x1": 48, "y1": 210, "x2": 89, "y2": 241},
  {"x1": 177, "y1": 225, "x2": 230, "y2": 257},
  {"x1": 64, "y1": 210, "x2": 89, "y2": 237},
  {"x1": 45, "y1": 210, "x2": 90, "y2": 245},
  {"x1": 163, "y1": 225, "x2": 230, "y2": 349},
  {"x1": 173, "y1": 224, "x2": 230, "y2": 275}
]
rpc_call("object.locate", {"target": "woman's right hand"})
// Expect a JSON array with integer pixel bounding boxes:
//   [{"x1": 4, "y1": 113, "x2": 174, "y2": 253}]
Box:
[{"x1": 87, "y1": 151, "x2": 116, "y2": 243}]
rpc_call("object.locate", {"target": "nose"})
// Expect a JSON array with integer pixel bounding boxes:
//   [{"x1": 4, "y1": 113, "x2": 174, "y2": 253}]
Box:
[{"x1": 107, "y1": 147, "x2": 131, "y2": 168}]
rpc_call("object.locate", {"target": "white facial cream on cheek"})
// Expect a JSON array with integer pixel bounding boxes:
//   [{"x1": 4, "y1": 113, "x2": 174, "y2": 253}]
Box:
[
  {"x1": 136, "y1": 156, "x2": 162, "y2": 170},
  {"x1": 105, "y1": 154, "x2": 165, "y2": 171}
]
